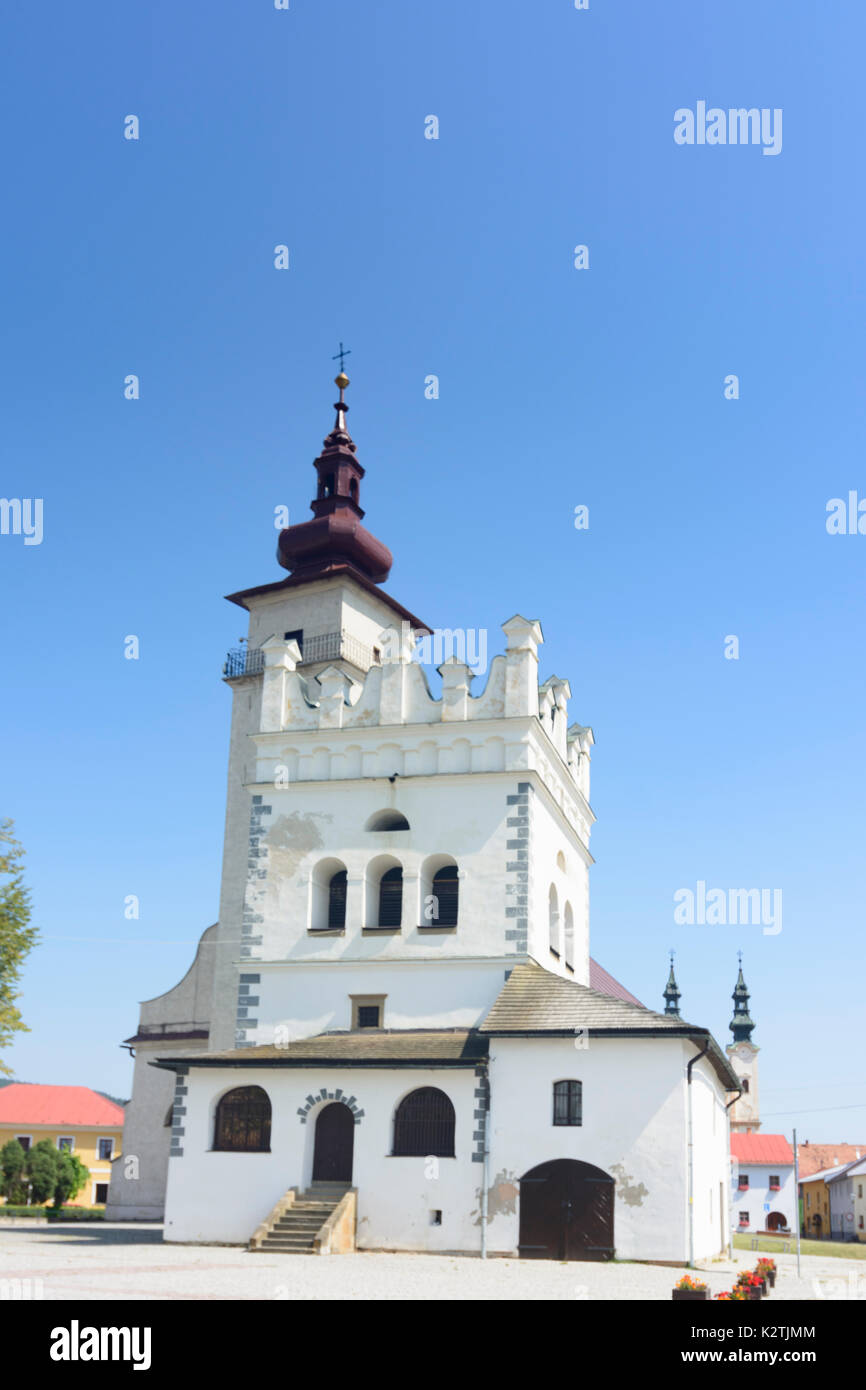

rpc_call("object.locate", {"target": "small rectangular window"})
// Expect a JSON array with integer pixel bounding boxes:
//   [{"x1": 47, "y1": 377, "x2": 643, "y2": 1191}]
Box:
[
  {"x1": 769, "y1": 1175, "x2": 780, "y2": 1190},
  {"x1": 94, "y1": 1183, "x2": 109, "y2": 1204},
  {"x1": 552, "y1": 1079, "x2": 582, "y2": 1127},
  {"x1": 15, "y1": 1136, "x2": 31, "y2": 1153},
  {"x1": 739, "y1": 1211, "x2": 749, "y2": 1226},
  {"x1": 97, "y1": 1138, "x2": 115, "y2": 1161},
  {"x1": 283, "y1": 629, "x2": 304, "y2": 653},
  {"x1": 738, "y1": 1175, "x2": 749, "y2": 1190},
  {"x1": 430, "y1": 1210, "x2": 442, "y2": 1226},
  {"x1": 350, "y1": 994, "x2": 385, "y2": 1030},
  {"x1": 57, "y1": 1136, "x2": 74, "y2": 1153}
]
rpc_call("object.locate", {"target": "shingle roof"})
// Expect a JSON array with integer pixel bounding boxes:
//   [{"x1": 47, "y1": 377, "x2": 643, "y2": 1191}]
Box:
[
  {"x1": 478, "y1": 962, "x2": 739, "y2": 1089},
  {"x1": 730, "y1": 1133, "x2": 794, "y2": 1166},
  {"x1": 0, "y1": 1083, "x2": 125, "y2": 1128},
  {"x1": 153, "y1": 1029, "x2": 488, "y2": 1070}
]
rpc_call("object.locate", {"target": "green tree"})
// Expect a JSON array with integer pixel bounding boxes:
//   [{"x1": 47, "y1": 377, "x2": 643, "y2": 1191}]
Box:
[
  {"x1": 0, "y1": 819, "x2": 39, "y2": 1074},
  {"x1": 0, "y1": 1137, "x2": 28, "y2": 1203},
  {"x1": 25, "y1": 1139, "x2": 59, "y2": 1205},
  {"x1": 53, "y1": 1151, "x2": 90, "y2": 1209}
]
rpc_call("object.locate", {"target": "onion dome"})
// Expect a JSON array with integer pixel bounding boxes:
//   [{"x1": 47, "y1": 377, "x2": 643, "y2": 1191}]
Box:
[{"x1": 277, "y1": 371, "x2": 393, "y2": 584}]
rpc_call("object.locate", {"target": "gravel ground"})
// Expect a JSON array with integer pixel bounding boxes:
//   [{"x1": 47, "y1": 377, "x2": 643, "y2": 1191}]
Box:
[{"x1": 0, "y1": 1224, "x2": 863, "y2": 1300}]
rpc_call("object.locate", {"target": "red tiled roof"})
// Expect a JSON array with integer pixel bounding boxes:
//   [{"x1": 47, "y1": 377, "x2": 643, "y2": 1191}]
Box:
[
  {"x1": 731, "y1": 1133, "x2": 794, "y2": 1165},
  {"x1": 589, "y1": 958, "x2": 643, "y2": 1007},
  {"x1": 0, "y1": 1084, "x2": 125, "y2": 1128},
  {"x1": 796, "y1": 1142, "x2": 866, "y2": 1178}
]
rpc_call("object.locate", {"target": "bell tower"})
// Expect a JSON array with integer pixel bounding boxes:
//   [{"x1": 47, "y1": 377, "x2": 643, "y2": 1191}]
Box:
[{"x1": 725, "y1": 955, "x2": 760, "y2": 1132}]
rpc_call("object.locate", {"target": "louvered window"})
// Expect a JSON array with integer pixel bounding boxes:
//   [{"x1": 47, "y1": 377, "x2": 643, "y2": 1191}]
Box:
[
  {"x1": 327, "y1": 870, "x2": 347, "y2": 929},
  {"x1": 378, "y1": 866, "x2": 403, "y2": 927},
  {"x1": 431, "y1": 866, "x2": 459, "y2": 926}
]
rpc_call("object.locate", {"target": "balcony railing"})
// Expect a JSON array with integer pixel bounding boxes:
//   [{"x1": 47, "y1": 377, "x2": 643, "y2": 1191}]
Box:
[
  {"x1": 223, "y1": 630, "x2": 376, "y2": 680},
  {"x1": 223, "y1": 646, "x2": 265, "y2": 678}
]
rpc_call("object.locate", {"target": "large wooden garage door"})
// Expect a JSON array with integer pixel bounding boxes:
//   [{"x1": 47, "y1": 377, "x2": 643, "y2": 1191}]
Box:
[{"x1": 519, "y1": 1159, "x2": 614, "y2": 1261}]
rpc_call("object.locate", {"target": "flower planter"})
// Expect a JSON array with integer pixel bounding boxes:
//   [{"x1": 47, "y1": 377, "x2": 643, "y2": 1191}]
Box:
[{"x1": 672, "y1": 1288, "x2": 709, "y2": 1300}]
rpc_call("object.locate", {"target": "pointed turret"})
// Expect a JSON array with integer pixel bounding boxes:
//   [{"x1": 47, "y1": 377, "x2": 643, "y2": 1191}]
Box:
[
  {"x1": 729, "y1": 954, "x2": 755, "y2": 1042},
  {"x1": 663, "y1": 952, "x2": 681, "y2": 1018},
  {"x1": 277, "y1": 370, "x2": 394, "y2": 584}
]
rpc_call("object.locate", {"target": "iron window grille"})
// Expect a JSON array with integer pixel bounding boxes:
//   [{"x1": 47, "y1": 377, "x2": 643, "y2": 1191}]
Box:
[
  {"x1": 357, "y1": 1006, "x2": 380, "y2": 1029},
  {"x1": 552, "y1": 1079, "x2": 583, "y2": 1127},
  {"x1": 393, "y1": 1087, "x2": 456, "y2": 1158},
  {"x1": 213, "y1": 1086, "x2": 271, "y2": 1152}
]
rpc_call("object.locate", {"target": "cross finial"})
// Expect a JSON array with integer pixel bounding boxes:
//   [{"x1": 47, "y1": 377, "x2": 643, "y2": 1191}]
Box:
[
  {"x1": 738, "y1": 949, "x2": 743, "y2": 966},
  {"x1": 332, "y1": 341, "x2": 351, "y2": 373}
]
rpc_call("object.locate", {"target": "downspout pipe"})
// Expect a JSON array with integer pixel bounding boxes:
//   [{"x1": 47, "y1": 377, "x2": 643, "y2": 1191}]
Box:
[
  {"x1": 687, "y1": 1040, "x2": 711, "y2": 1268},
  {"x1": 724, "y1": 1088, "x2": 742, "y2": 1257}
]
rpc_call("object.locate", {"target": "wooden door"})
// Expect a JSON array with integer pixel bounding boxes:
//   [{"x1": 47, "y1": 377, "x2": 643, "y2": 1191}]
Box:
[
  {"x1": 519, "y1": 1159, "x2": 614, "y2": 1261},
  {"x1": 312, "y1": 1102, "x2": 354, "y2": 1182}
]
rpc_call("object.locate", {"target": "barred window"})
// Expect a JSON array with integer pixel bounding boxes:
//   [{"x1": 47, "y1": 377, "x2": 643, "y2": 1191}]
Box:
[
  {"x1": 213, "y1": 1086, "x2": 271, "y2": 1152},
  {"x1": 552, "y1": 1079, "x2": 582, "y2": 1127},
  {"x1": 393, "y1": 1087, "x2": 455, "y2": 1157},
  {"x1": 328, "y1": 869, "x2": 347, "y2": 929},
  {"x1": 431, "y1": 865, "x2": 459, "y2": 926}
]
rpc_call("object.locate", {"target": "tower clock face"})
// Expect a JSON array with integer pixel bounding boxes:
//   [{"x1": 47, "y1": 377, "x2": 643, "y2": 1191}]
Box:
[{"x1": 737, "y1": 1045, "x2": 752, "y2": 1060}]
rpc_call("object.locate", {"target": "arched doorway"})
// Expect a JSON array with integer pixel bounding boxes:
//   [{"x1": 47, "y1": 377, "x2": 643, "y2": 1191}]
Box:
[
  {"x1": 519, "y1": 1159, "x2": 614, "y2": 1261},
  {"x1": 312, "y1": 1103, "x2": 355, "y2": 1182},
  {"x1": 767, "y1": 1210, "x2": 787, "y2": 1232}
]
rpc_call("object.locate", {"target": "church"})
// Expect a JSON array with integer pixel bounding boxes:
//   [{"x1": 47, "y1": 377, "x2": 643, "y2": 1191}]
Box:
[{"x1": 106, "y1": 370, "x2": 738, "y2": 1262}]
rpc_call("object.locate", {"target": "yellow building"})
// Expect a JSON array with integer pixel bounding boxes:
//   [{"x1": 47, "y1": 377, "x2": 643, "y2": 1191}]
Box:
[
  {"x1": 801, "y1": 1166, "x2": 837, "y2": 1239},
  {"x1": 0, "y1": 1083, "x2": 124, "y2": 1207}
]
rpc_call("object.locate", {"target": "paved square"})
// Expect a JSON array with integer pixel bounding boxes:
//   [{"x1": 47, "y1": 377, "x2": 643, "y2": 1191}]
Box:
[{"x1": 1, "y1": 1224, "x2": 862, "y2": 1300}]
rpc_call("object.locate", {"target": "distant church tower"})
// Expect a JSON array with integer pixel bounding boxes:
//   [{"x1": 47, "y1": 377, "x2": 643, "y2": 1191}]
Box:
[
  {"x1": 663, "y1": 952, "x2": 681, "y2": 1017},
  {"x1": 725, "y1": 956, "x2": 760, "y2": 1132}
]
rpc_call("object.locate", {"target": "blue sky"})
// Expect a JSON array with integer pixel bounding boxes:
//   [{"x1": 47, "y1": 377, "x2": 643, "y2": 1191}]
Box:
[{"x1": 1, "y1": 1, "x2": 863, "y2": 1141}]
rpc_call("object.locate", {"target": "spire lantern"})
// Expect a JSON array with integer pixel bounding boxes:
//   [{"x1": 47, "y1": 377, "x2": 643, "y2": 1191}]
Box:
[
  {"x1": 663, "y1": 951, "x2": 681, "y2": 1018},
  {"x1": 729, "y1": 952, "x2": 755, "y2": 1042}
]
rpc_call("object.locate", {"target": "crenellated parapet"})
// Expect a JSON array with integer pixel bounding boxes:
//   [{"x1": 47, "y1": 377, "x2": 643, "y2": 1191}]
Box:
[{"x1": 253, "y1": 615, "x2": 594, "y2": 805}]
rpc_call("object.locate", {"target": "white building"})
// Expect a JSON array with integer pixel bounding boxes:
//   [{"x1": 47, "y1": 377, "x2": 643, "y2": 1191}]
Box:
[
  {"x1": 108, "y1": 372, "x2": 738, "y2": 1262},
  {"x1": 730, "y1": 1133, "x2": 796, "y2": 1235},
  {"x1": 827, "y1": 1157, "x2": 866, "y2": 1243}
]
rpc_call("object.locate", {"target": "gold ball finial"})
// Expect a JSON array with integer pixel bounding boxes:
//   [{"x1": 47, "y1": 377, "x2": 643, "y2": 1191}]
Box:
[{"x1": 335, "y1": 371, "x2": 350, "y2": 390}]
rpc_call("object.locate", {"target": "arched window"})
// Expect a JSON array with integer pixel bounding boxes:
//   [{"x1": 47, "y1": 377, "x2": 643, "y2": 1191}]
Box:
[
  {"x1": 563, "y1": 901, "x2": 574, "y2": 970},
  {"x1": 742, "y1": 1078, "x2": 750, "y2": 1094},
  {"x1": 310, "y1": 857, "x2": 348, "y2": 932},
  {"x1": 393, "y1": 1087, "x2": 455, "y2": 1157},
  {"x1": 431, "y1": 865, "x2": 459, "y2": 926},
  {"x1": 327, "y1": 869, "x2": 347, "y2": 929},
  {"x1": 349, "y1": 478, "x2": 359, "y2": 503},
  {"x1": 553, "y1": 1080, "x2": 582, "y2": 1127},
  {"x1": 365, "y1": 809, "x2": 410, "y2": 831},
  {"x1": 322, "y1": 472, "x2": 335, "y2": 497},
  {"x1": 378, "y1": 866, "x2": 403, "y2": 927},
  {"x1": 213, "y1": 1086, "x2": 271, "y2": 1152},
  {"x1": 549, "y1": 884, "x2": 560, "y2": 957}
]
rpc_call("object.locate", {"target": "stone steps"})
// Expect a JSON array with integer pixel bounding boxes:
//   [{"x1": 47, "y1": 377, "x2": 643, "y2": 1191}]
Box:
[{"x1": 255, "y1": 1184, "x2": 351, "y2": 1255}]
